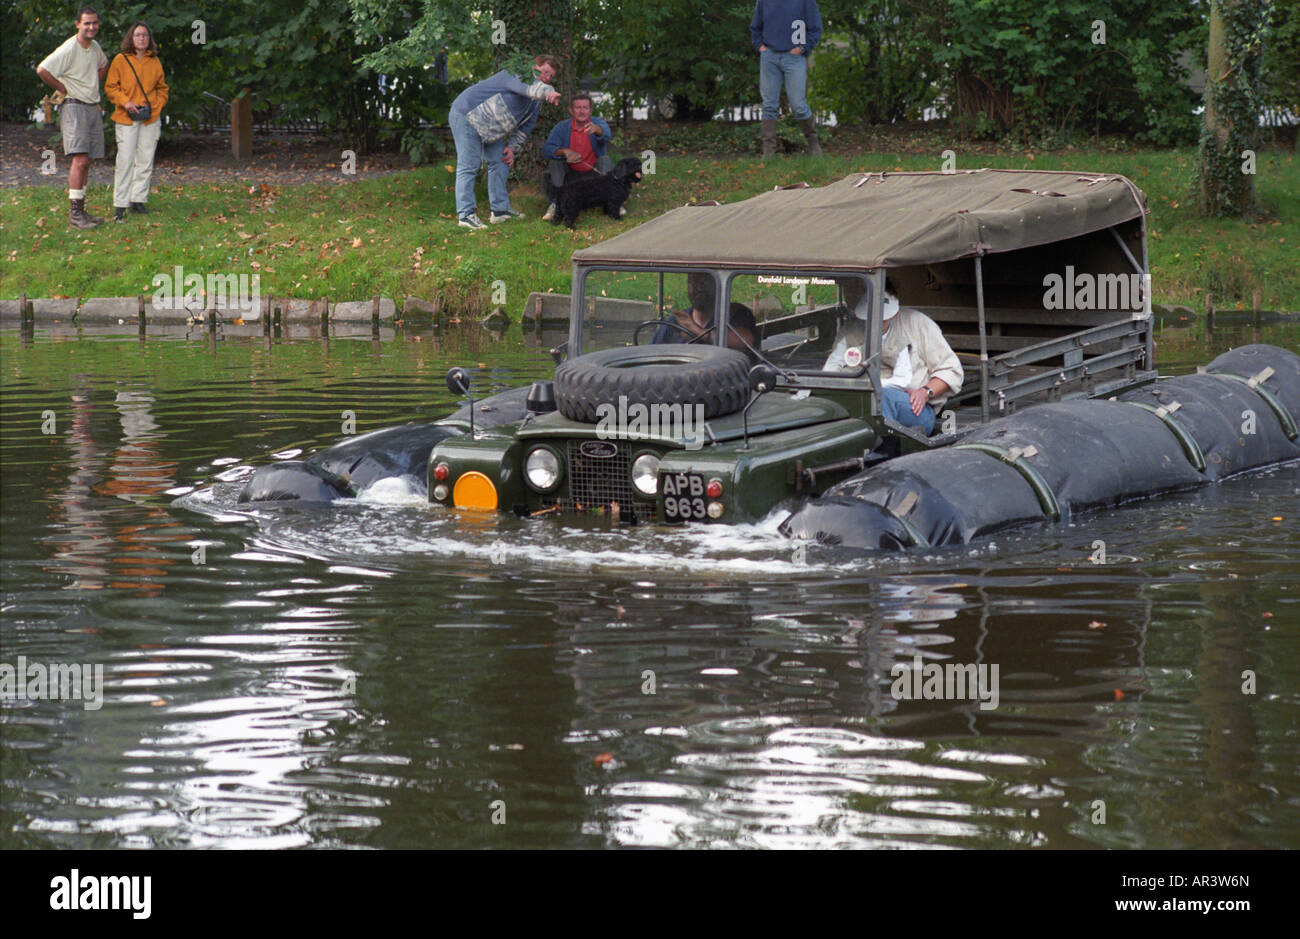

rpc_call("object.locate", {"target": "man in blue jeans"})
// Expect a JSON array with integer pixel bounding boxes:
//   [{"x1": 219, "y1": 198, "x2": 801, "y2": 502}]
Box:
[
  {"x1": 750, "y1": 0, "x2": 823, "y2": 158},
  {"x1": 822, "y1": 278, "x2": 963, "y2": 436},
  {"x1": 449, "y1": 55, "x2": 561, "y2": 230}
]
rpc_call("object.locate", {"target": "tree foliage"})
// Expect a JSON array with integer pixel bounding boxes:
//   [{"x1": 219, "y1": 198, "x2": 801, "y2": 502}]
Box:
[
  {"x1": 575, "y1": 1, "x2": 757, "y2": 121},
  {"x1": 814, "y1": 0, "x2": 939, "y2": 125},
  {"x1": 3, "y1": 0, "x2": 454, "y2": 153},
  {"x1": 927, "y1": 0, "x2": 1203, "y2": 144},
  {"x1": 1262, "y1": 0, "x2": 1299, "y2": 114},
  {"x1": 6, "y1": 0, "x2": 1288, "y2": 162}
]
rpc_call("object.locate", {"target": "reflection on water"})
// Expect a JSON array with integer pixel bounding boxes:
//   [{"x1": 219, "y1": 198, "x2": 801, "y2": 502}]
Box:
[
  {"x1": 48, "y1": 387, "x2": 184, "y2": 595},
  {"x1": 1, "y1": 324, "x2": 1298, "y2": 849}
]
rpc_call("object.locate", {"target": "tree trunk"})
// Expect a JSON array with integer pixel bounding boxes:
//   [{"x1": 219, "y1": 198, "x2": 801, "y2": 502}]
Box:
[{"x1": 1198, "y1": 0, "x2": 1270, "y2": 216}]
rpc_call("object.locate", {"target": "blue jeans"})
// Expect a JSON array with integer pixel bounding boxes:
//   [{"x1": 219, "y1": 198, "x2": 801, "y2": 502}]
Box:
[
  {"x1": 759, "y1": 49, "x2": 811, "y2": 121},
  {"x1": 881, "y1": 386, "x2": 935, "y2": 435},
  {"x1": 449, "y1": 107, "x2": 511, "y2": 219}
]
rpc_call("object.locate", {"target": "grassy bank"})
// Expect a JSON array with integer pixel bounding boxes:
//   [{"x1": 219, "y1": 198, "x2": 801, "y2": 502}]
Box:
[{"x1": 2, "y1": 146, "x2": 1297, "y2": 314}]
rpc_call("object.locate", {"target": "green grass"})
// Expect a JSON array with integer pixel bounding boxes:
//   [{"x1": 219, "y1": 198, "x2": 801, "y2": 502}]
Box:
[{"x1": 2, "y1": 146, "x2": 1296, "y2": 313}]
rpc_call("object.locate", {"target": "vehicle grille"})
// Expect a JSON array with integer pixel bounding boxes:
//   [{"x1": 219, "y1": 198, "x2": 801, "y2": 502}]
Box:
[{"x1": 561, "y1": 439, "x2": 635, "y2": 514}]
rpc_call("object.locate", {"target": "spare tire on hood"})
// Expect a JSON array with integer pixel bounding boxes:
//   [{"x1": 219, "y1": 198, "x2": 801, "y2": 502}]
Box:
[{"x1": 553, "y1": 344, "x2": 751, "y2": 423}]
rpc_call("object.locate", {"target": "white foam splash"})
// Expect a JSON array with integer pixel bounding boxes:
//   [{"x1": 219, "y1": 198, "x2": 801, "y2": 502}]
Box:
[{"x1": 356, "y1": 475, "x2": 427, "y2": 505}]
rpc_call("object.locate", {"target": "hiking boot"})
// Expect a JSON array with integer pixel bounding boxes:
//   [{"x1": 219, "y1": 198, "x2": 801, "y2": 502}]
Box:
[
  {"x1": 760, "y1": 119, "x2": 778, "y2": 158},
  {"x1": 130, "y1": 202, "x2": 148, "y2": 214},
  {"x1": 489, "y1": 208, "x2": 524, "y2": 223},
  {"x1": 69, "y1": 199, "x2": 101, "y2": 229},
  {"x1": 458, "y1": 213, "x2": 488, "y2": 231},
  {"x1": 542, "y1": 203, "x2": 556, "y2": 221},
  {"x1": 799, "y1": 117, "x2": 822, "y2": 157},
  {"x1": 114, "y1": 207, "x2": 128, "y2": 222}
]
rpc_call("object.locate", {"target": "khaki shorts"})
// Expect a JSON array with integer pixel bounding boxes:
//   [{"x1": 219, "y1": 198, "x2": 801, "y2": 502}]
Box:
[{"x1": 61, "y1": 100, "x2": 105, "y2": 159}]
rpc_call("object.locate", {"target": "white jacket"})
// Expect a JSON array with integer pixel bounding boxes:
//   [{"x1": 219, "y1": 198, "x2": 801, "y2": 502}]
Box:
[{"x1": 824, "y1": 306, "x2": 963, "y2": 408}]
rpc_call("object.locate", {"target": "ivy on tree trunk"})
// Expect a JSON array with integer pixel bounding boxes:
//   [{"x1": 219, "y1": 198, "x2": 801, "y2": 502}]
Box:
[{"x1": 1198, "y1": 0, "x2": 1275, "y2": 216}]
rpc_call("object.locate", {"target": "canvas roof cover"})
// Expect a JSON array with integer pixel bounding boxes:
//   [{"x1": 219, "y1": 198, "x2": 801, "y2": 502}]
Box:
[{"x1": 572, "y1": 169, "x2": 1148, "y2": 271}]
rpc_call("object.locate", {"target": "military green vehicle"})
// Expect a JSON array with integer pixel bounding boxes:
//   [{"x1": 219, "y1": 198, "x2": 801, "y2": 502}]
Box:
[{"x1": 429, "y1": 169, "x2": 1156, "y2": 525}]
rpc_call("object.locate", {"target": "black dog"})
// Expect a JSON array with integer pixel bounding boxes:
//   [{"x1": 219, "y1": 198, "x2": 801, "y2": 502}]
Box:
[{"x1": 547, "y1": 157, "x2": 643, "y2": 229}]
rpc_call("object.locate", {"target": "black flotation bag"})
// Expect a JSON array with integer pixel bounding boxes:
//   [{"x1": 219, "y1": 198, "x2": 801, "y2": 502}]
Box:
[
  {"x1": 236, "y1": 460, "x2": 357, "y2": 504},
  {"x1": 781, "y1": 344, "x2": 1300, "y2": 550},
  {"x1": 238, "y1": 422, "x2": 461, "y2": 503},
  {"x1": 235, "y1": 385, "x2": 537, "y2": 504},
  {"x1": 807, "y1": 449, "x2": 1048, "y2": 548},
  {"x1": 306, "y1": 421, "x2": 462, "y2": 489}
]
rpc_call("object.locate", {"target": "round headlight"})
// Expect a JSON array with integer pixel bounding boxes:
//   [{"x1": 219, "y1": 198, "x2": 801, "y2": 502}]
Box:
[
  {"x1": 631, "y1": 452, "x2": 660, "y2": 497},
  {"x1": 525, "y1": 447, "x2": 562, "y2": 492}
]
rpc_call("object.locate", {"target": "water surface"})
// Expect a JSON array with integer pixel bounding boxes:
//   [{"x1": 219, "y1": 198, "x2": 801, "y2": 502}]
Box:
[{"x1": 2, "y1": 320, "x2": 1298, "y2": 848}]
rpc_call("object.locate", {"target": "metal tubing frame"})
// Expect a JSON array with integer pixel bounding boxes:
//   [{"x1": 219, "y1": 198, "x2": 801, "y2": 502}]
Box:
[
  {"x1": 988, "y1": 319, "x2": 1147, "y2": 376},
  {"x1": 1108, "y1": 226, "x2": 1146, "y2": 278},
  {"x1": 987, "y1": 346, "x2": 1147, "y2": 400},
  {"x1": 1108, "y1": 223, "x2": 1155, "y2": 370}
]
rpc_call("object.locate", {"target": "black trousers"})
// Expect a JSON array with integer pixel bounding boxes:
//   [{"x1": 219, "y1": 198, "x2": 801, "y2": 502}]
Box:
[{"x1": 546, "y1": 154, "x2": 615, "y2": 191}]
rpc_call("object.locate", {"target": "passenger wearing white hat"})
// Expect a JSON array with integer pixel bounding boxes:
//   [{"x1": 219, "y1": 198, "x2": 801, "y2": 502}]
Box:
[{"x1": 823, "y1": 277, "x2": 963, "y2": 435}]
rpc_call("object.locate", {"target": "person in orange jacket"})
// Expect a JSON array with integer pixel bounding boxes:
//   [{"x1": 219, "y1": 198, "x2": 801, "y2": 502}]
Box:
[{"x1": 104, "y1": 21, "x2": 168, "y2": 221}]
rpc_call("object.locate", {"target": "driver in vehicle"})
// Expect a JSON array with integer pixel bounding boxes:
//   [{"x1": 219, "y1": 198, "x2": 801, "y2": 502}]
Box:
[
  {"x1": 824, "y1": 277, "x2": 962, "y2": 435},
  {"x1": 651, "y1": 272, "x2": 758, "y2": 353}
]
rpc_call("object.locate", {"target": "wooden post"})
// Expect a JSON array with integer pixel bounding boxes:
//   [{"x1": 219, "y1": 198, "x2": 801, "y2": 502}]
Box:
[
  {"x1": 231, "y1": 88, "x2": 253, "y2": 161},
  {"x1": 975, "y1": 253, "x2": 989, "y2": 424}
]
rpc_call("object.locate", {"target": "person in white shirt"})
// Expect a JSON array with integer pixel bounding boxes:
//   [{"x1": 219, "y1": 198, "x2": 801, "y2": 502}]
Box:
[
  {"x1": 823, "y1": 277, "x2": 963, "y2": 434},
  {"x1": 37, "y1": 6, "x2": 110, "y2": 229}
]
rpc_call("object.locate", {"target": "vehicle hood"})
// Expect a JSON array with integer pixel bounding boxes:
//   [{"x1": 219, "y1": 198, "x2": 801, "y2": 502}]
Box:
[{"x1": 515, "y1": 393, "x2": 850, "y2": 448}]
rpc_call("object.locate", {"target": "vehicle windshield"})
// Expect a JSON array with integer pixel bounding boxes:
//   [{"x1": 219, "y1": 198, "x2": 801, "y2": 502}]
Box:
[
  {"x1": 724, "y1": 273, "x2": 856, "y2": 370},
  {"x1": 575, "y1": 268, "x2": 875, "y2": 371},
  {"x1": 576, "y1": 269, "x2": 724, "y2": 355}
]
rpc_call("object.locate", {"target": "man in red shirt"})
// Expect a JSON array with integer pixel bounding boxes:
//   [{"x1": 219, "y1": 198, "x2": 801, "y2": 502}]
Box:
[{"x1": 540, "y1": 93, "x2": 616, "y2": 221}]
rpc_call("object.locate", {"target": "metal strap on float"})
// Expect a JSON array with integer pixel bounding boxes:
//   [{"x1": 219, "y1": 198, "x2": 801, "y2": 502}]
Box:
[
  {"x1": 1200, "y1": 366, "x2": 1300, "y2": 440},
  {"x1": 954, "y1": 443, "x2": 1061, "y2": 519},
  {"x1": 886, "y1": 490, "x2": 931, "y2": 549},
  {"x1": 1121, "y1": 400, "x2": 1207, "y2": 472}
]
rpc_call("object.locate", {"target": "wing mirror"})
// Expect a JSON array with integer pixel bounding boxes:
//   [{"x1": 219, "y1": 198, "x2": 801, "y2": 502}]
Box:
[
  {"x1": 749, "y1": 364, "x2": 778, "y2": 394},
  {"x1": 446, "y1": 367, "x2": 475, "y2": 435},
  {"x1": 741, "y1": 364, "x2": 779, "y2": 449}
]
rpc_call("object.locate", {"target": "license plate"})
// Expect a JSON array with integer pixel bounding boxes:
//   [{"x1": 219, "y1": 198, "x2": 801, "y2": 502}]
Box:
[{"x1": 661, "y1": 472, "x2": 707, "y2": 522}]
